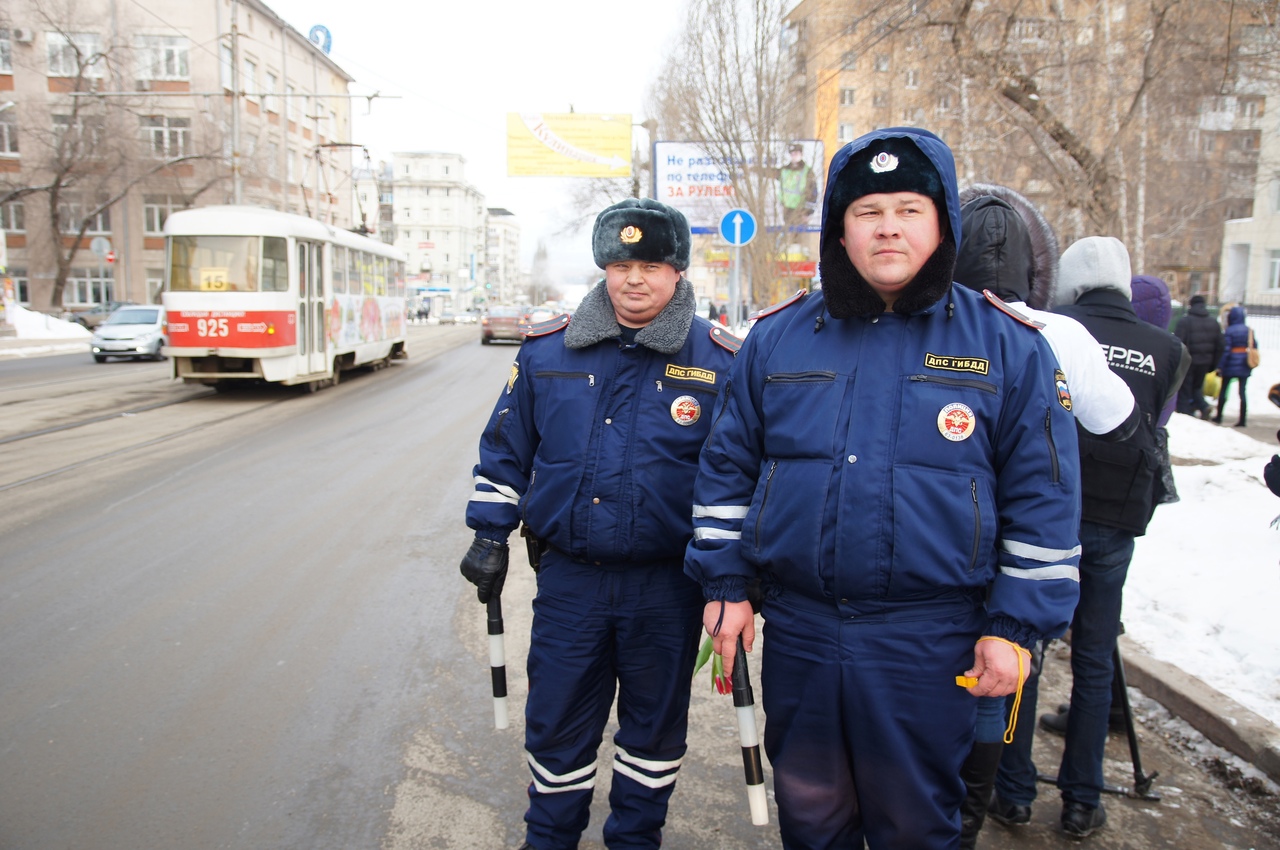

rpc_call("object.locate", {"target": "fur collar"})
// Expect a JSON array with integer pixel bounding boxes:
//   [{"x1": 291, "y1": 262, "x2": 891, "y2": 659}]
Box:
[
  {"x1": 564, "y1": 278, "x2": 696, "y2": 354},
  {"x1": 819, "y1": 238, "x2": 957, "y2": 318}
]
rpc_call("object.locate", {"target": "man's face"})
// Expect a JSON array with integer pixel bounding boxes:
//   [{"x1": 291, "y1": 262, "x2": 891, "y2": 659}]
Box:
[
  {"x1": 839, "y1": 191, "x2": 942, "y2": 309},
  {"x1": 789, "y1": 150, "x2": 803, "y2": 164},
  {"x1": 605, "y1": 260, "x2": 680, "y2": 327}
]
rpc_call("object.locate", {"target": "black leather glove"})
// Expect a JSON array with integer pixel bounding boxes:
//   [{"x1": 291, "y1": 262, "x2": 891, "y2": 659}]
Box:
[
  {"x1": 1265, "y1": 455, "x2": 1280, "y2": 498},
  {"x1": 460, "y1": 538, "x2": 510, "y2": 603}
]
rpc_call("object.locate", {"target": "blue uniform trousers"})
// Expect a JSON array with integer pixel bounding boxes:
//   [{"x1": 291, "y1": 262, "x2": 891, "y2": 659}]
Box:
[
  {"x1": 761, "y1": 594, "x2": 983, "y2": 850},
  {"x1": 523, "y1": 553, "x2": 703, "y2": 850}
]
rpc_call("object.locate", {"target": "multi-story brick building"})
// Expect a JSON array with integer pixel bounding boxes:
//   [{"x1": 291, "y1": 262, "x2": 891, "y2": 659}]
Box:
[{"x1": 1, "y1": 0, "x2": 355, "y2": 312}]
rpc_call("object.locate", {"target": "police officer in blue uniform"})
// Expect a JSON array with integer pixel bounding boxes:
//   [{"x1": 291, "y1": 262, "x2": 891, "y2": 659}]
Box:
[
  {"x1": 461, "y1": 198, "x2": 740, "y2": 850},
  {"x1": 685, "y1": 128, "x2": 1082, "y2": 849}
]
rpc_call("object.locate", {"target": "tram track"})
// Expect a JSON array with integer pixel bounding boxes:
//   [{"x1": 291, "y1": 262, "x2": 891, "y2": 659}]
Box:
[{"x1": 0, "y1": 388, "x2": 215, "y2": 446}]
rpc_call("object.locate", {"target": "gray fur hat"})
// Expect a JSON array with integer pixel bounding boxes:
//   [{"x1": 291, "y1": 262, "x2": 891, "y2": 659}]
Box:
[{"x1": 591, "y1": 198, "x2": 691, "y2": 271}]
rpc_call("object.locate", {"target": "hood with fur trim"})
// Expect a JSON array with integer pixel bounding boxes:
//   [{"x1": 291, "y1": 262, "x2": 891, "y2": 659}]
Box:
[
  {"x1": 955, "y1": 184, "x2": 1058, "y2": 311},
  {"x1": 817, "y1": 127, "x2": 962, "y2": 319}
]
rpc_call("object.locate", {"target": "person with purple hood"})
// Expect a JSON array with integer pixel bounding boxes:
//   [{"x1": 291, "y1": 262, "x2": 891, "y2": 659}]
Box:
[{"x1": 1130, "y1": 275, "x2": 1177, "y2": 428}]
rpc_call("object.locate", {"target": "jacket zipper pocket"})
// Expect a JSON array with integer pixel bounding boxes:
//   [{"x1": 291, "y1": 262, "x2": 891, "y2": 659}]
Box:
[
  {"x1": 755, "y1": 461, "x2": 778, "y2": 550},
  {"x1": 1044, "y1": 408, "x2": 1060, "y2": 483},
  {"x1": 537, "y1": 370, "x2": 595, "y2": 386},
  {"x1": 657, "y1": 378, "x2": 718, "y2": 396},
  {"x1": 494, "y1": 407, "x2": 510, "y2": 449},
  {"x1": 969, "y1": 478, "x2": 980, "y2": 572},
  {"x1": 910, "y1": 374, "x2": 998, "y2": 393},
  {"x1": 765, "y1": 371, "x2": 837, "y2": 383},
  {"x1": 520, "y1": 468, "x2": 537, "y2": 522},
  {"x1": 705, "y1": 378, "x2": 732, "y2": 446}
]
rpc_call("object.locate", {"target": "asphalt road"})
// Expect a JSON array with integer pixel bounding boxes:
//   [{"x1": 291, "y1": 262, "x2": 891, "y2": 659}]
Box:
[{"x1": 0, "y1": 325, "x2": 1275, "y2": 849}]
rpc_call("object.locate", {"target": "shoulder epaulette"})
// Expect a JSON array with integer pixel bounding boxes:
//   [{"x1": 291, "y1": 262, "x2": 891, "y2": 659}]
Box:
[
  {"x1": 709, "y1": 324, "x2": 743, "y2": 354},
  {"x1": 749, "y1": 289, "x2": 808, "y2": 322},
  {"x1": 983, "y1": 290, "x2": 1045, "y2": 330},
  {"x1": 520, "y1": 313, "x2": 571, "y2": 338}
]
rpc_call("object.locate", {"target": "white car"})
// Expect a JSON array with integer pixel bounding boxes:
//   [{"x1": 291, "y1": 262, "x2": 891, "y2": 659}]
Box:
[{"x1": 90, "y1": 305, "x2": 168, "y2": 362}]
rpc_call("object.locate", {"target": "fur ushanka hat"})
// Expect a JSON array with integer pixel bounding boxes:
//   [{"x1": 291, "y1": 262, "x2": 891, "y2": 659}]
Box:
[{"x1": 591, "y1": 198, "x2": 691, "y2": 271}]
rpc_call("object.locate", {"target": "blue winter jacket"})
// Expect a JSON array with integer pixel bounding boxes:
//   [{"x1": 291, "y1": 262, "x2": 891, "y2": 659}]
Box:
[
  {"x1": 1217, "y1": 306, "x2": 1254, "y2": 379},
  {"x1": 466, "y1": 280, "x2": 740, "y2": 565},
  {"x1": 683, "y1": 128, "x2": 1082, "y2": 646}
]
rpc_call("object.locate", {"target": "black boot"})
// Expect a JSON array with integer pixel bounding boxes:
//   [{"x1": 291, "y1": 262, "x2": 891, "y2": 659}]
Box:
[{"x1": 959, "y1": 741, "x2": 1005, "y2": 849}]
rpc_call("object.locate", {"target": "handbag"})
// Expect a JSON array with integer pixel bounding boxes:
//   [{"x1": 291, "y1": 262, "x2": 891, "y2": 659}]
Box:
[
  {"x1": 1204, "y1": 370, "x2": 1221, "y2": 399},
  {"x1": 1248, "y1": 329, "x2": 1261, "y2": 369}
]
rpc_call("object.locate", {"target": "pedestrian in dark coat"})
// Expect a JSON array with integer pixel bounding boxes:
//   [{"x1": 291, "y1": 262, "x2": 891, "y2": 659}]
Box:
[
  {"x1": 1215, "y1": 305, "x2": 1256, "y2": 426},
  {"x1": 1174, "y1": 294, "x2": 1225, "y2": 418}
]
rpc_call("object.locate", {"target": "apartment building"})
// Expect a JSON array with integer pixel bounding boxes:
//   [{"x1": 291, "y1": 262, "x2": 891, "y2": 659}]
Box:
[
  {"x1": 390, "y1": 151, "x2": 487, "y2": 313},
  {"x1": 484, "y1": 207, "x2": 521, "y2": 305},
  {"x1": 1221, "y1": 110, "x2": 1280, "y2": 306},
  {"x1": 0, "y1": 0, "x2": 355, "y2": 311},
  {"x1": 781, "y1": 0, "x2": 1271, "y2": 300}
]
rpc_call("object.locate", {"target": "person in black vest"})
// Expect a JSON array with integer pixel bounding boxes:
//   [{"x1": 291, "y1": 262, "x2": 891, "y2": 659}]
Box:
[
  {"x1": 991, "y1": 236, "x2": 1188, "y2": 840},
  {"x1": 1173, "y1": 294, "x2": 1224, "y2": 419}
]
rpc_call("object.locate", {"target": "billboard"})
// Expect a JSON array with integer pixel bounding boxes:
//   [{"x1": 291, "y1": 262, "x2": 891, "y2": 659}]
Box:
[
  {"x1": 653, "y1": 140, "x2": 825, "y2": 234},
  {"x1": 507, "y1": 113, "x2": 632, "y2": 178}
]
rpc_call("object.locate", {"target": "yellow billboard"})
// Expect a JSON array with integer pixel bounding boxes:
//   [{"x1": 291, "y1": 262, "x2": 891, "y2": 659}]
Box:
[{"x1": 507, "y1": 113, "x2": 632, "y2": 177}]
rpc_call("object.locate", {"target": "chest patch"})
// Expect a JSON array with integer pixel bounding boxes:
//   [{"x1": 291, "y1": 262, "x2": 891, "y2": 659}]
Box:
[
  {"x1": 670, "y1": 395, "x2": 702, "y2": 426},
  {"x1": 924, "y1": 353, "x2": 990, "y2": 376},
  {"x1": 938, "y1": 402, "x2": 976, "y2": 442},
  {"x1": 665, "y1": 364, "x2": 717, "y2": 385},
  {"x1": 1055, "y1": 369, "x2": 1073, "y2": 412}
]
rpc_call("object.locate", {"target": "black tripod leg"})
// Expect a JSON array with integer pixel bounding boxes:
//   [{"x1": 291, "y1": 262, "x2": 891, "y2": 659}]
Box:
[{"x1": 1113, "y1": 645, "x2": 1161, "y2": 799}]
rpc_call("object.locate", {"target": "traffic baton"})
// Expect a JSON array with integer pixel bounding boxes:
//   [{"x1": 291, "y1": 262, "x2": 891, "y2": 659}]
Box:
[
  {"x1": 731, "y1": 635, "x2": 768, "y2": 825},
  {"x1": 487, "y1": 596, "x2": 509, "y2": 730}
]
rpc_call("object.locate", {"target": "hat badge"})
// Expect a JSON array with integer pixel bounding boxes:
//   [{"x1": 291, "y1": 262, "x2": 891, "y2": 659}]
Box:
[
  {"x1": 870, "y1": 151, "x2": 899, "y2": 174},
  {"x1": 620, "y1": 225, "x2": 643, "y2": 244}
]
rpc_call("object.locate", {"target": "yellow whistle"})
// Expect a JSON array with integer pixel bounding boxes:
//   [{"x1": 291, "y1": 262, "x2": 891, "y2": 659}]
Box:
[{"x1": 955, "y1": 675, "x2": 978, "y2": 688}]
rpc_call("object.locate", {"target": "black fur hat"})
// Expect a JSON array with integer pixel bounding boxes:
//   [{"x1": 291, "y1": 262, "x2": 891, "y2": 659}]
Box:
[
  {"x1": 822, "y1": 136, "x2": 947, "y2": 256},
  {"x1": 592, "y1": 198, "x2": 691, "y2": 271}
]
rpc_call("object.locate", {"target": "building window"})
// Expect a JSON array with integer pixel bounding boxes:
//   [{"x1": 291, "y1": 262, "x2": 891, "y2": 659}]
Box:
[
  {"x1": 146, "y1": 268, "x2": 164, "y2": 301},
  {"x1": 143, "y1": 195, "x2": 182, "y2": 234},
  {"x1": 266, "y1": 141, "x2": 279, "y2": 178},
  {"x1": 1270, "y1": 251, "x2": 1280, "y2": 290},
  {"x1": 58, "y1": 196, "x2": 111, "y2": 234},
  {"x1": 0, "y1": 28, "x2": 12, "y2": 73},
  {"x1": 66, "y1": 267, "x2": 115, "y2": 306},
  {"x1": 1240, "y1": 98, "x2": 1263, "y2": 119},
  {"x1": 286, "y1": 150, "x2": 295, "y2": 181},
  {"x1": 285, "y1": 85, "x2": 297, "y2": 121},
  {"x1": 220, "y1": 43, "x2": 233, "y2": 89},
  {"x1": 905, "y1": 69, "x2": 920, "y2": 89},
  {"x1": 838, "y1": 123, "x2": 855, "y2": 142},
  {"x1": 872, "y1": 92, "x2": 889, "y2": 108},
  {"x1": 874, "y1": 54, "x2": 890, "y2": 72},
  {"x1": 0, "y1": 199, "x2": 23, "y2": 232},
  {"x1": 935, "y1": 93, "x2": 953, "y2": 114},
  {"x1": 1270, "y1": 178, "x2": 1280, "y2": 214},
  {"x1": 0, "y1": 111, "x2": 16, "y2": 155},
  {"x1": 136, "y1": 35, "x2": 189, "y2": 80},
  {"x1": 52, "y1": 114, "x2": 104, "y2": 156},
  {"x1": 7, "y1": 267, "x2": 29, "y2": 303},
  {"x1": 142, "y1": 116, "x2": 190, "y2": 158},
  {"x1": 264, "y1": 72, "x2": 278, "y2": 113},
  {"x1": 242, "y1": 58, "x2": 256, "y2": 100},
  {"x1": 47, "y1": 32, "x2": 104, "y2": 77},
  {"x1": 840, "y1": 87, "x2": 855, "y2": 106}
]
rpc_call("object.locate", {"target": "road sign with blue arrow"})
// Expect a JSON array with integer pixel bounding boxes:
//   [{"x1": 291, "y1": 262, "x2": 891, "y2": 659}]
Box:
[{"x1": 719, "y1": 209, "x2": 757, "y2": 247}]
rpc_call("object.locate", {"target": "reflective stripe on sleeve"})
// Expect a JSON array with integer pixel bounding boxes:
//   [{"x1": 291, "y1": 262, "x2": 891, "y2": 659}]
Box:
[
  {"x1": 693, "y1": 504, "x2": 750, "y2": 520},
  {"x1": 1002, "y1": 539, "x2": 1083, "y2": 562},
  {"x1": 999, "y1": 564, "x2": 1080, "y2": 582},
  {"x1": 471, "y1": 475, "x2": 521, "y2": 505},
  {"x1": 694, "y1": 527, "x2": 742, "y2": 541}
]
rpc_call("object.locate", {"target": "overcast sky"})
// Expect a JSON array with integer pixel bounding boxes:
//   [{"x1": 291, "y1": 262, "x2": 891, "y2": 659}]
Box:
[{"x1": 260, "y1": 0, "x2": 691, "y2": 276}]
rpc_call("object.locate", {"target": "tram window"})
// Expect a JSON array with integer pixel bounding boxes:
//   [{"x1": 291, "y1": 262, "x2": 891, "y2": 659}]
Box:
[
  {"x1": 347, "y1": 248, "x2": 361, "y2": 293},
  {"x1": 395, "y1": 261, "x2": 405, "y2": 296},
  {"x1": 375, "y1": 256, "x2": 387, "y2": 296},
  {"x1": 168, "y1": 235, "x2": 259, "y2": 292},
  {"x1": 261, "y1": 237, "x2": 288, "y2": 292},
  {"x1": 360, "y1": 252, "x2": 374, "y2": 294},
  {"x1": 333, "y1": 246, "x2": 347, "y2": 294}
]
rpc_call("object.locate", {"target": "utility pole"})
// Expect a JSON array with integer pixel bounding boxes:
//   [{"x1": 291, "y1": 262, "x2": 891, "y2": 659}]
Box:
[{"x1": 230, "y1": 0, "x2": 242, "y2": 204}]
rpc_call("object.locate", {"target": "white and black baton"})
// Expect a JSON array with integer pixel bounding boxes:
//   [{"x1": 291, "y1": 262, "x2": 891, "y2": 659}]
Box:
[
  {"x1": 731, "y1": 635, "x2": 768, "y2": 825},
  {"x1": 487, "y1": 596, "x2": 509, "y2": 730}
]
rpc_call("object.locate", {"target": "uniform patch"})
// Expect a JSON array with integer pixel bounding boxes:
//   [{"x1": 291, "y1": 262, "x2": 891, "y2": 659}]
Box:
[
  {"x1": 664, "y1": 364, "x2": 717, "y2": 384},
  {"x1": 1055, "y1": 369, "x2": 1073, "y2": 412},
  {"x1": 924, "y1": 353, "x2": 990, "y2": 376},
  {"x1": 938, "y1": 402, "x2": 976, "y2": 442},
  {"x1": 507, "y1": 361, "x2": 519, "y2": 394},
  {"x1": 670, "y1": 395, "x2": 701, "y2": 426}
]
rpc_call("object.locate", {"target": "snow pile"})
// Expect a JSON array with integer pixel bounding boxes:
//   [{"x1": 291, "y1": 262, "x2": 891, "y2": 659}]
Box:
[{"x1": 5, "y1": 303, "x2": 91, "y2": 339}]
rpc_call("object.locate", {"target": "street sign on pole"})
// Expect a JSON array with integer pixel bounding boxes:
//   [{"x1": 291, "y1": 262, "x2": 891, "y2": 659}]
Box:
[
  {"x1": 718, "y1": 209, "x2": 757, "y2": 247},
  {"x1": 90, "y1": 236, "x2": 112, "y2": 259},
  {"x1": 719, "y1": 210, "x2": 757, "y2": 330}
]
